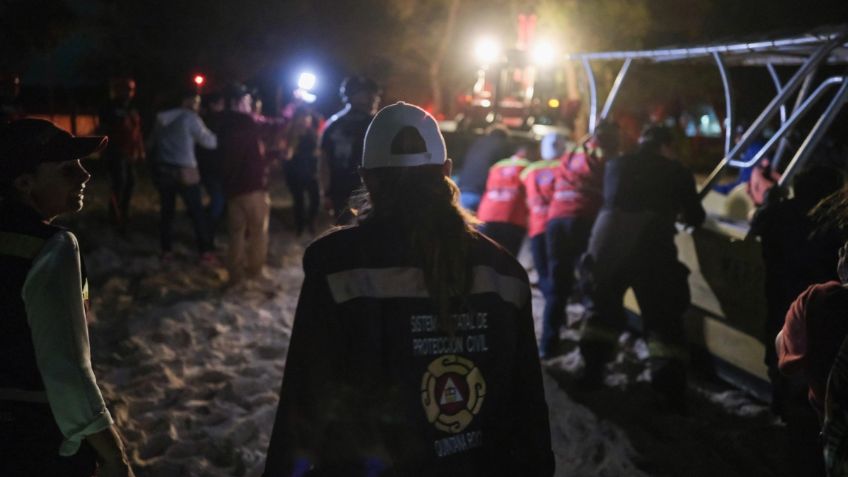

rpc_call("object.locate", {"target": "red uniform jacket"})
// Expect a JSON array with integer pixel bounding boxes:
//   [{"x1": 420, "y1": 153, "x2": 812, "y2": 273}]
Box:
[
  {"x1": 476, "y1": 157, "x2": 529, "y2": 228},
  {"x1": 521, "y1": 161, "x2": 558, "y2": 238},
  {"x1": 547, "y1": 143, "x2": 606, "y2": 221}
]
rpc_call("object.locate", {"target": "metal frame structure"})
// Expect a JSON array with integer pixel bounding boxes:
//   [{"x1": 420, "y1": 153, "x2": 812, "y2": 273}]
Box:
[{"x1": 566, "y1": 25, "x2": 848, "y2": 201}]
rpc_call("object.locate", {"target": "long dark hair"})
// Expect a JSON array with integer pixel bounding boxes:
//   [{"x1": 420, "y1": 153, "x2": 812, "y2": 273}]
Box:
[{"x1": 353, "y1": 161, "x2": 479, "y2": 332}]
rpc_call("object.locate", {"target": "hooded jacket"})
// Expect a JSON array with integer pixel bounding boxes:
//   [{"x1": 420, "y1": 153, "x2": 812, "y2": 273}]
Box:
[{"x1": 148, "y1": 107, "x2": 217, "y2": 168}]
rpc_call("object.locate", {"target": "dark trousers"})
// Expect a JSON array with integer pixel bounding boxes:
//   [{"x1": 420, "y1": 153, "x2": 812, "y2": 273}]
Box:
[
  {"x1": 478, "y1": 222, "x2": 526, "y2": 257},
  {"x1": 287, "y1": 175, "x2": 320, "y2": 232},
  {"x1": 540, "y1": 216, "x2": 593, "y2": 357},
  {"x1": 107, "y1": 156, "x2": 135, "y2": 227},
  {"x1": 583, "y1": 252, "x2": 690, "y2": 351},
  {"x1": 0, "y1": 401, "x2": 97, "y2": 477},
  {"x1": 529, "y1": 233, "x2": 552, "y2": 297},
  {"x1": 202, "y1": 174, "x2": 226, "y2": 237},
  {"x1": 158, "y1": 182, "x2": 213, "y2": 253}
]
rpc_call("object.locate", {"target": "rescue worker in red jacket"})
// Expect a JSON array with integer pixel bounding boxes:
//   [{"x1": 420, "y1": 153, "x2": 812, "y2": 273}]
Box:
[
  {"x1": 475, "y1": 145, "x2": 534, "y2": 256},
  {"x1": 263, "y1": 102, "x2": 554, "y2": 477},
  {"x1": 540, "y1": 122, "x2": 620, "y2": 358},
  {"x1": 522, "y1": 133, "x2": 566, "y2": 337}
]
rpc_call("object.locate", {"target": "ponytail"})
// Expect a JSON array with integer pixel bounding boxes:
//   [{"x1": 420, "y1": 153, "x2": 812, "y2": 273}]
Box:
[{"x1": 353, "y1": 166, "x2": 479, "y2": 333}]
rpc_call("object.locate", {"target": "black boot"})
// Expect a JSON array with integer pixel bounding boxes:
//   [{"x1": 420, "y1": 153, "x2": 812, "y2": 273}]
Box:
[
  {"x1": 649, "y1": 358, "x2": 688, "y2": 413},
  {"x1": 578, "y1": 340, "x2": 616, "y2": 390}
]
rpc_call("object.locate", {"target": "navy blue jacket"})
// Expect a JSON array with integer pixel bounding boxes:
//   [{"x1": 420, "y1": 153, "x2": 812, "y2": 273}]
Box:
[{"x1": 264, "y1": 220, "x2": 554, "y2": 477}]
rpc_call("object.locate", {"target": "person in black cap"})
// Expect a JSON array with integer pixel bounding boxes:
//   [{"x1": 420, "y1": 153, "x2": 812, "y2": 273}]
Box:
[
  {"x1": 0, "y1": 119, "x2": 134, "y2": 476},
  {"x1": 577, "y1": 124, "x2": 705, "y2": 410},
  {"x1": 264, "y1": 102, "x2": 553, "y2": 476},
  {"x1": 319, "y1": 75, "x2": 381, "y2": 222}
]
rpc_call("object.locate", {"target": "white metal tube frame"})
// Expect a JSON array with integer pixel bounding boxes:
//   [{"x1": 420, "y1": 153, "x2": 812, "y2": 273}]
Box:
[
  {"x1": 697, "y1": 33, "x2": 845, "y2": 198},
  {"x1": 778, "y1": 77, "x2": 848, "y2": 188},
  {"x1": 728, "y1": 76, "x2": 845, "y2": 169},
  {"x1": 599, "y1": 58, "x2": 633, "y2": 122},
  {"x1": 713, "y1": 52, "x2": 734, "y2": 156},
  {"x1": 773, "y1": 72, "x2": 816, "y2": 171},
  {"x1": 582, "y1": 57, "x2": 598, "y2": 134},
  {"x1": 766, "y1": 63, "x2": 788, "y2": 124}
]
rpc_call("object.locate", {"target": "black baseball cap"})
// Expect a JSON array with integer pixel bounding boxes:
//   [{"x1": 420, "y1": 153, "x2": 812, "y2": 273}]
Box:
[{"x1": 0, "y1": 118, "x2": 107, "y2": 180}]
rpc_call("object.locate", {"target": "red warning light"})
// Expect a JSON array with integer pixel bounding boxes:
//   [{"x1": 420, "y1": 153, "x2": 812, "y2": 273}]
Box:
[{"x1": 193, "y1": 75, "x2": 205, "y2": 86}]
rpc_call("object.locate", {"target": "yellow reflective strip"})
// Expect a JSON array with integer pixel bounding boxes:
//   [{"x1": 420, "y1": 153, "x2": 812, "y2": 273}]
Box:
[
  {"x1": 0, "y1": 232, "x2": 46, "y2": 259},
  {"x1": 326, "y1": 266, "x2": 528, "y2": 308},
  {"x1": 647, "y1": 339, "x2": 690, "y2": 361}
]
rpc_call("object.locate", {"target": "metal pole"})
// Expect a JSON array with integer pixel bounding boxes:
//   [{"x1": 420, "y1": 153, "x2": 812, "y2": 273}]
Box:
[
  {"x1": 713, "y1": 52, "x2": 734, "y2": 156},
  {"x1": 773, "y1": 71, "x2": 816, "y2": 171},
  {"x1": 582, "y1": 57, "x2": 598, "y2": 134},
  {"x1": 766, "y1": 63, "x2": 787, "y2": 124},
  {"x1": 697, "y1": 33, "x2": 845, "y2": 198},
  {"x1": 729, "y1": 76, "x2": 844, "y2": 168},
  {"x1": 599, "y1": 58, "x2": 632, "y2": 121},
  {"x1": 567, "y1": 28, "x2": 846, "y2": 62},
  {"x1": 778, "y1": 77, "x2": 848, "y2": 188}
]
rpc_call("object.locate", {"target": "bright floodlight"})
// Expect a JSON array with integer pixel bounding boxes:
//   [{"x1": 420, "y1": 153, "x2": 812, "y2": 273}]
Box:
[
  {"x1": 532, "y1": 41, "x2": 557, "y2": 67},
  {"x1": 294, "y1": 88, "x2": 317, "y2": 104},
  {"x1": 474, "y1": 37, "x2": 501, "y2": 66},
  {"x1": 298, "y1": 72, "x2": 317, "y2": 91}
]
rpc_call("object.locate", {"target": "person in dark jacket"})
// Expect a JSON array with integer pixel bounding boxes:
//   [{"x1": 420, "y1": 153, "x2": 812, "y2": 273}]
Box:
[
  {"x1": 319, "y1": 76, "x2": 380, "y2": 222},
  {"x1": 98, "y1": 77, "x2": 145, "y2": 232},
  {"x1": 578, "y1": 125, "x2": 705, "y2": 410},
  {"x1": 197, "y1": 91, "x2": 227, "y2": 238},
  {"x1": 0, "y1": 119, "x2": 133, "y2": 477},
  {"x1": 284, "y1": 107, "x2": 321, "y2": 235},
  {"x1": 457, "y1": 125, "x2": 512, "y2": 213},
  {"x1": 824, "y1": 334, "x2": 848, "y2": 477},
  {"x1": 264, "y1": 102, "x2": 554, "y2": 477}
]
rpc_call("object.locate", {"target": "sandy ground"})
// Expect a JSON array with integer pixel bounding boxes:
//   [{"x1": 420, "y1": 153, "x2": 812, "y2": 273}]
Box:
[{"x1": 64, "y1": 162, "x2": 796, "y2": 476}]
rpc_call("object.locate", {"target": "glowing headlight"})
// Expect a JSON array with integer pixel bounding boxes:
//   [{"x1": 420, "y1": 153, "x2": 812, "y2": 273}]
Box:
[
  {"x1": 474, "y1": 37, "x2": 501, "y2": 66},
  {"x1": 298, "y1": 72, "x2": 317, "y2": 91},
  {"x1": 532, "y1": 41, "x2": 557, "y2": 67}
]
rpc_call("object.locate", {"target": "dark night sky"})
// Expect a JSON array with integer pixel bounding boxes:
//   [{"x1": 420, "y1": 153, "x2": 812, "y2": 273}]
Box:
[{"x1": 1, "y1": 0, "x2": 847, "y2": 116}]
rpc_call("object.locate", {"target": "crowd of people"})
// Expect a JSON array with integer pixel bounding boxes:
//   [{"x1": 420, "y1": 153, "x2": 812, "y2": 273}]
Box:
[
  {"x1": 94, "y1": 75, "x2": 382, "y2": 289},
  {"x1": 460, "y1": 122, "x2": 705, "y2": 411},
  {"x1": 457, "y1": 112, "x2": 848, "y2": 475},
  {"x1": 1, "y1": 67, "x2": 848, "y2": 476}
]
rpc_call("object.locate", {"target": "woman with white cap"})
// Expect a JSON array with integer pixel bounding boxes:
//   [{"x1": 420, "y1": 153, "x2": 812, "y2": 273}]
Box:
[{"x1": 264, "y1": 102, "x2": 554, "y2": 476}]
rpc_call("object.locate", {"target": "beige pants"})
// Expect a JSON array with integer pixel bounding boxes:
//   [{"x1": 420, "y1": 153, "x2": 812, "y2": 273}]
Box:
[{"x1": 227, "y1": 190, "x2": 270, "y2": 282}]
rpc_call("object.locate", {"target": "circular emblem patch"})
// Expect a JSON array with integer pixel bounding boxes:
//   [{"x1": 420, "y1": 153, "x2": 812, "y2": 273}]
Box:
[{"x1": 421, "y1": 354, "x2": 486, "y2": 434}]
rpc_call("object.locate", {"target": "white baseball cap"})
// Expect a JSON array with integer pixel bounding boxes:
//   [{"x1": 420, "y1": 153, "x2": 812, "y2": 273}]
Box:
[{"x1": 361, "y1": 102, "x2": 447, "y2": 169}]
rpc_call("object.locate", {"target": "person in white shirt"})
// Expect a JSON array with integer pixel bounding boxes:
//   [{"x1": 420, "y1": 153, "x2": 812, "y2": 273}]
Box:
[{"x1": 0, "y1": 119, "x2": 134, "y2": 477}]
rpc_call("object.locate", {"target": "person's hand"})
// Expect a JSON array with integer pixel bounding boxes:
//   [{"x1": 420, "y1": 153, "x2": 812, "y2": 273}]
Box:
[
  {"x1": 98, "y1": 459, "x2": 135, "y2": 477},
  {"x1": 86, "y1": 426, "x2": 134, "y2": 477}
]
